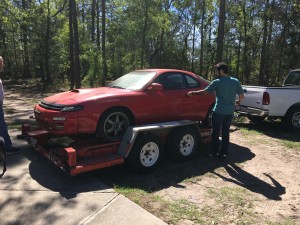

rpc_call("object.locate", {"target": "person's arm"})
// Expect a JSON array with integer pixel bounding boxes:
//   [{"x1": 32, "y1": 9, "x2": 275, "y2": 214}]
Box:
[
  {"x1": 187, "y1": 89, "x2": 209, "y2": 96},
  {"x1": 236, "y1": 93, "x2": 244, "y2": 105}
]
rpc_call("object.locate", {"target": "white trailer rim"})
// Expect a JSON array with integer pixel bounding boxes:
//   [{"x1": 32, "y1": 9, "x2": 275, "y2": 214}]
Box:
[
  {"x1": 140, "y1": 142, "x2": 160, "y2": 167},
  {"x1": 180, "y1": 134, "x2": 194, "y2": 156}
]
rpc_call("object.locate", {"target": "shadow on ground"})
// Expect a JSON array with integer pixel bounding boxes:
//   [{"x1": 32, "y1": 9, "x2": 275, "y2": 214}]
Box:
[
  {"x1": 19, "y1": 147, "x2": 111, "y2": 199},
  {"x1": 233, "y1": 118, "x2": 299, "y2": 142},
  {"x1": 92, "y1": 141, "x2": 286, "y2": 201},
  {"x1": 93, "y1": 144, "x2": 255, "y2": 192}
]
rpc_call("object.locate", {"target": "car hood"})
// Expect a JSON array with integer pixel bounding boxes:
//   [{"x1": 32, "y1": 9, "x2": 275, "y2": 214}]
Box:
[{"x1": 43, "y1": 87, "x2": 134, "y2": 104}]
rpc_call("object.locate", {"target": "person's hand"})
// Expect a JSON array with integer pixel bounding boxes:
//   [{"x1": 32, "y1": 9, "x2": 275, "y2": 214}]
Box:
[{"x1": 187, "y1": 91, "x2": 194, "y2": 96}]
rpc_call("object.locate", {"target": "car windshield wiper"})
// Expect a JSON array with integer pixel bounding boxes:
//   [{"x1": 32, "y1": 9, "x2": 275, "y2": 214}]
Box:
[{"x1": 108, "y1": 85, "x2": 126, "y2": 89}]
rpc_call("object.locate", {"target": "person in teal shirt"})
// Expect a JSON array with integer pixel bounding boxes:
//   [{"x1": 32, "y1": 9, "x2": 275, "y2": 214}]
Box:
[{"x1": 187, "y1": 62, "x2": 244, "y2": 158}]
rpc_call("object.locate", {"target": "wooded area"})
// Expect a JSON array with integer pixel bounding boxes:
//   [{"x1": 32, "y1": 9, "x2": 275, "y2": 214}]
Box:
[{"x1": 0, "y1": 0, "x2": 299, "y2": 89}]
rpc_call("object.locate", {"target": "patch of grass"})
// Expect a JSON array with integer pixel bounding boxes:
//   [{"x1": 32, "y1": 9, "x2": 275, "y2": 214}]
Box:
[
  {"x1": 114, "y1": 185, "x2": 149, "y2": 205},
  {"x1": 208, "y1": 186, "x2": 253, "y2": 208},
  {"x1": 7, "y1": 124, "x2": 22, "y2": 130},
  {"x1": 239, "y1": 127, "x2": 264, "y2": 136},
  {"x1": 114, "y1": 184, "x2": 297, "y2": 225},
  {"x1": 266, "y1": 220, "x2": 296, "y2": 225},
  {"x1": 279, "y1": 139, "x2": 300, "y2": 150}
]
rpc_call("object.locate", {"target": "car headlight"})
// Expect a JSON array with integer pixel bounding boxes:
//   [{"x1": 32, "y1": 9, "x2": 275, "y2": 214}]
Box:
[{"x1": 61, "y1": 105, "x2": 84, "y2": 112}]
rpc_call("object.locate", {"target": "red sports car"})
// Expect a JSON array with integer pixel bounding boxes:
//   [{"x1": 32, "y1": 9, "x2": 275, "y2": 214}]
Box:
[{"x1": 34, "y1": 69, "x2": 215, "y2": 142}]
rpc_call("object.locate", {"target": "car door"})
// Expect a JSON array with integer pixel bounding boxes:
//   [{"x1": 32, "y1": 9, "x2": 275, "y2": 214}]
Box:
[{"x1": 150, "y1": 72, "x2": 208, "y2": 121}]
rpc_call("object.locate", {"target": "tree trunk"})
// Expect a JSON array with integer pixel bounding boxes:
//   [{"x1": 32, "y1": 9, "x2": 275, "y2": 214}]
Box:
[
  {"x1": 259, "y1": 0, "x2": 269, "y2": 85},
  {"x1": 72, "y1": 0, "x2": 81, "y2": 89},
  {"x1": 199, "y1": 0, "x2": 205, "y2": 77},
  {"x1": 69, "y1": 0, "x2": 75, "y2": 89},
  {"x1": 91, "y1": 0, "x2": 96, "y2": 43},
  {"x1": 236, "y1": 32, "x2": 242, "y2": 80},
  {"x1": 45, "y1": 0, "x2": 51, "y2": 83},
  {"x1": 101, "y1": 0, "x2": 107, "y2": 86},
  {"x1": 216, "y1": 0, "x2": 225, "y2": 63},
  {"x1": 141, "y1": 0, "x2": 148, "y2": 68},
  {"x1": 97, "y1": 0, "x2": 100, "y2": 50},
  {"x1": 22, "y1": 0, "x2": 30, "y2": 78}
]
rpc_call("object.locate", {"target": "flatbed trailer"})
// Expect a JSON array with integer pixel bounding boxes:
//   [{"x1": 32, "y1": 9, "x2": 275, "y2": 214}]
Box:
[{"x1": 21, "y1": 120, "x2": 212, "y2": 176}]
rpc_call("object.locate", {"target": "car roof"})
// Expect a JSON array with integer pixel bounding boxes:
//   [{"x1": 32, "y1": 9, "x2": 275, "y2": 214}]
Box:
[{"x1": 136, "y1": 68, "x2": 198, "y2": 76}]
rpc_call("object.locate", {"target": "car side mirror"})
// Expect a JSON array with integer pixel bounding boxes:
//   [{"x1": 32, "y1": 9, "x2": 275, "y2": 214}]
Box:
[{"x1": 147, "y1": 83, "x2": 164, "y2": 91}]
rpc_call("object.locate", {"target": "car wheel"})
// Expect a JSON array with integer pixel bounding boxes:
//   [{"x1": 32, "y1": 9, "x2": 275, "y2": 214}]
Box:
[
  {"x1": 283, "y1": 107, "x2": 300, "y2": 131},
  {"x1": 167, "y1": 126, "x2": 199, "y2": 161},
  {"x1": 202, "y1": 105, "x2": 213, "y2": 128},
  {"x1": 97, "y1": 109, "x2": 131, "y2": 142},
  {"x1": 126, "y1": 132, "x2": 164, "y2": 173}
]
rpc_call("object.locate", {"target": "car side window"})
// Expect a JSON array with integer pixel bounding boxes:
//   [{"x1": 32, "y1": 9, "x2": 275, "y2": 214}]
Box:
[
  {"x1": 154, "y1": 73, "x2": 185, "y2": 90},
  {"x1": 185, "y1": 75, "x2": 200, "y2": 88}
]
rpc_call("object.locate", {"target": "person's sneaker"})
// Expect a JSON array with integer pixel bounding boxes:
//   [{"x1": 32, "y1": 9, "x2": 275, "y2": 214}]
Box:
[{"x1": 6, "y1": 147, "x2": 21, "y2": 155}]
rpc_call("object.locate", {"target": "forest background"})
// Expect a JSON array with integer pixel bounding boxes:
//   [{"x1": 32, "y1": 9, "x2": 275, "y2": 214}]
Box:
[{"x1": 0, "y1": 0, "x2": 299, "y2": 90}]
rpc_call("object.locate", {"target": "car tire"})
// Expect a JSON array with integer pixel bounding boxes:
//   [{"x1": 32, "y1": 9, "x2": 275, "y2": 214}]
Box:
[
  {"x1": 126, "y1": 132, "x2": 164, "y2": 173},
  {"x1": 202, "y1": 105, "x2": 213, "y2": 128},
  {"x1": 283, "y1": 107, "x2": 300, "y2": 131},
  {"x1": 167, "y1": 126, "x2": 199, "y2": 161},
  {"x1": 97, "y1": 108, "x2": 131, "y2": 142}
]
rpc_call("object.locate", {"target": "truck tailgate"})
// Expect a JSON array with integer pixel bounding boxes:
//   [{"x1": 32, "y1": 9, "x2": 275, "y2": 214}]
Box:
[{"x1": 240, "y1": 85, "x2": 267, "y2": 109}]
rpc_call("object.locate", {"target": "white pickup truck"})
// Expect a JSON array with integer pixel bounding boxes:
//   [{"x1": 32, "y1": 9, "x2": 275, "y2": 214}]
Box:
[{"x1": 236, "y1": 69, "x2": 300, "y2": 131}]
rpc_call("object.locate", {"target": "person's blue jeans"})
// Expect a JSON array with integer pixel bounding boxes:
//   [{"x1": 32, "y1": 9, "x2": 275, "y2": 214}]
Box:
[
  {"x1": 211, "y1": 112, "x2": 234, "y2": 155},
  {"x1": 0, "y1": 106, "x2": 12, "y2": 151}
]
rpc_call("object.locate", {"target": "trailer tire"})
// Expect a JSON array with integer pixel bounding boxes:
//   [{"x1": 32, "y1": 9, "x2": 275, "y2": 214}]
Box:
[
  {"x1": 283, "y1": 107, "x2": 300, "y2": 131},
  {"x1": 126, "y1": 132, "x2": 164, "y2": 173},
  {"x1": 167, "y1": 126, "x2": 199, "y2": 161}
]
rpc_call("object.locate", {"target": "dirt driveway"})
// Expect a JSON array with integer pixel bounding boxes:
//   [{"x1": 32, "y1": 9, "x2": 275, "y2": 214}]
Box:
[{"x1": 3, "y1": 82, "x2": 300, "y2": 225}]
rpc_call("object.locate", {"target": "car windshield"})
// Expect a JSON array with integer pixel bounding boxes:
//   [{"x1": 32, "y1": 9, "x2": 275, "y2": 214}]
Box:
[{"x1": 108, "y1": 71, "x2": 157, "y2": 90}]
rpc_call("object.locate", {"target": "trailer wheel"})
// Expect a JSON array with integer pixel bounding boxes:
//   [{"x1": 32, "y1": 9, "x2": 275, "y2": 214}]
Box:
[
  {"x1": 283, "y1": 107, "x2": 300, "y2": 131},
  {"x1": 126, "y1": 132, "x2": 164, "y2": 173},
  {"x1": 167, "y1": 126, "x2": 199, "y2": 161},
  {"x1": 97, "y1": 108, "x2": 131, "y2": 142}
]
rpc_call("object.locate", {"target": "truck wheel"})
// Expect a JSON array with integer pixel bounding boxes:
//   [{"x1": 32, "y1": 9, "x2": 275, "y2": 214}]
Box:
[
  {"x1": 97, "y1": 109, "x2": 131, "y2": 143},
  {"x1": 126, "y1": 132, "x2": 164, "y2": 173},
  {"x1": 283, "y1": 108, "x2": 300, "y2": 131},
  {"x1": 247, "y1": 115, "x2": 266, "y2": 123},
  {"x1": 167, "y1": 126, "x2": 199, "y2": 161}
]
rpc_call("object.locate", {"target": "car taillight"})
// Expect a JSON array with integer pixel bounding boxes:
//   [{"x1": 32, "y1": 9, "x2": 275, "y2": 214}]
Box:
[{"x1": 262, "y1": 92, "x2": 270, "y2": 105}]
